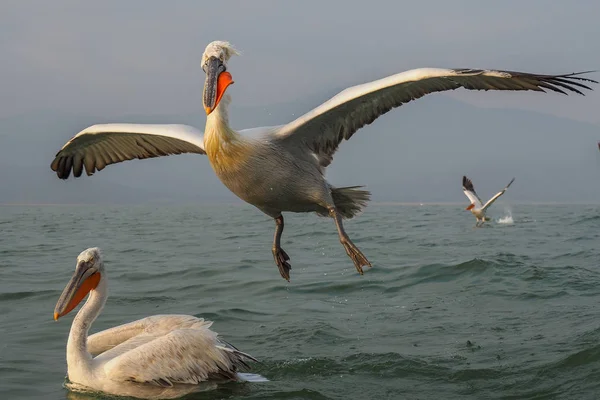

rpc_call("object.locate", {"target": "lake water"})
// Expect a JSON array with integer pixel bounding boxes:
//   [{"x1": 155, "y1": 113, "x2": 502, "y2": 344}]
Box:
[{"x1": 1, "y1": 203, "x2": 599, "y2": 399}]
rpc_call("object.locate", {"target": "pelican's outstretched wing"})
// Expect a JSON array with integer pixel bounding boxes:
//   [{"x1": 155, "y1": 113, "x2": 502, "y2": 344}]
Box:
[
  {"x1": 275, "y1": 68, "x2": 596, "y2": 167},
  {"x1": 462, "y1": 175, "x2": 483, "y2": 208},
  {"x1": 102, "y1": 319, "x2": 257, "y2": 387},
  {"x1": 50, "y1": 124, "x2": 206, "y2": 179},
  {"x1": 482, "y1": 177, "x2": 515, "y2": 211}
]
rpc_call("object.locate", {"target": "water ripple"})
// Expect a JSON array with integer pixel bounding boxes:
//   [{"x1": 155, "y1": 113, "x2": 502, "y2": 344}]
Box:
[{"x1": 1, "y1": 204, "x2": 599, "y2": 399}]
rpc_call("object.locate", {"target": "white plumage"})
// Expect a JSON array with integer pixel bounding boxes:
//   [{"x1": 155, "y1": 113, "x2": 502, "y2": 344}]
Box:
[
  {"x1": 462, "y1": 176, "x2": 515, "y2": 226},
  {"x1": 54, "y1": 248, "x2": 263, "y2": 399},
  {"x1": 50, "y1": 41, "x2": 596, "y2": 280}
]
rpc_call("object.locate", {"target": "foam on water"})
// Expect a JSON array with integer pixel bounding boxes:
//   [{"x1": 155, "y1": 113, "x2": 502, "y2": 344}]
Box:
[
  {"x1": 237, "y1": 373, "x2": 270, "y2": 382},
  {"x1": 497, "y1": 207, "x2": 514, "y2": 224},
  {"x1": 2, "y1": 203, "x2": 600, "y2": 399}
]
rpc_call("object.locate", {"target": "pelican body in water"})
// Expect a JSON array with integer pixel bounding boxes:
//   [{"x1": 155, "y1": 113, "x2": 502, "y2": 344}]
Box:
[
  {"x1": 462, "y1": 175, "x2": 515, "y2": 226},
  {"x1": 50, "y1": 41, "x2": 597, "y2": 281},
  {"x1": 54, "y1": 248, "x2": 263, "y2": 399}
]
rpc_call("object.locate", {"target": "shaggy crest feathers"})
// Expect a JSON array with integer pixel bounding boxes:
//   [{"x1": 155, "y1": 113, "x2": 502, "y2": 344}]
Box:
[{"x1": 201, "y1": 41, "x2": 241, "y2": 66}]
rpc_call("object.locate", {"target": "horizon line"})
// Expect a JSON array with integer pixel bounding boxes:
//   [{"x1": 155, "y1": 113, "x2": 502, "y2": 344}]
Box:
[{"x1": 1, "y1": 201, "x2": 599, "y2": 207}]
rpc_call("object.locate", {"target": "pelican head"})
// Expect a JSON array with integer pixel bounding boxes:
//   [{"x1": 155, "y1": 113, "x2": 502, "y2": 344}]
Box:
[
  {"x1": 54, "y1": 247, "x2": 104, "y2": 321},
  {"x1": 465, "y1": 203, "x2": 475, "y2": 211},
  {"x1": 202, "y1": 41, "x2": 239, "y2": 115}
]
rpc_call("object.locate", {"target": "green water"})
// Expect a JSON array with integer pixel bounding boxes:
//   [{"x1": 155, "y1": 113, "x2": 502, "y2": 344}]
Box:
[{"x1": 1, "y1": 204, "x2": 599, "y2": 399}]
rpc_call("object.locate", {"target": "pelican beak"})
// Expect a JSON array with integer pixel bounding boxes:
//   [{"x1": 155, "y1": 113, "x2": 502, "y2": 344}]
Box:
[
  {"x1": 466, "y1": 204, "x2": 475, "y2": 211},
  {"x1": 54, "y1": 261, "x2": 101, "y2": 321},
  {"x1": 203, "y1": 56, "x2": 234, "y2": 115}
]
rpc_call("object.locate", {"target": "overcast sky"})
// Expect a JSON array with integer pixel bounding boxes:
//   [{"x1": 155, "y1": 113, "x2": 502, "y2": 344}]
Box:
[
  {"x1": 0, "y1": 0, "x2": 599, "y2": 205},
  {"x1": 2, "y1": 0, "x2": 599, "y2": 124}
]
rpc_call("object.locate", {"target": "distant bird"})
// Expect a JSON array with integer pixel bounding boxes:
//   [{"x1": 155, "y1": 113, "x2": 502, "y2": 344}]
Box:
[
  {"x1": 462, "y1": 176, "x2": 515, "y2": 226},
  {"x1": 54, "y1": 247, "x2": 263, "y2": 399},
  {"x1": 50, "y1": 40, "x2": 597, "y2": 281}
]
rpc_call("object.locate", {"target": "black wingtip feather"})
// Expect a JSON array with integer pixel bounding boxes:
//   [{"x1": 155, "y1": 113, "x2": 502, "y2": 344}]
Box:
[
  {"x1": 506, "y1": 177, "x2": 515, "y2": 189},
  {"x1": 454, "y1": 69, "x2": 597, "y2": 96},
  {"x1": 462, "y1": 175, "x2": 475, "y2": 192}
]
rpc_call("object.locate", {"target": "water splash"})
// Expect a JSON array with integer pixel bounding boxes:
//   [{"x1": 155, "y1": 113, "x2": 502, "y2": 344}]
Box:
[
  {"x1": 237, "y1": 373, "x2": 270, "y2": 382},
  {"x1": 497, "y1": 207, "x2": 514, "y2": 224}
]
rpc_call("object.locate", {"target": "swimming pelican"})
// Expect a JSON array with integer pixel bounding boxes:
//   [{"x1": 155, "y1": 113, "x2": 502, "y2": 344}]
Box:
[
  {"x1": 462, "y1": 176, "x2": 515, "y2": 226},
  {"x1": 50, "y1": 40, "x2": 597, "y2": 281},
  {"x1": 54, "y1": 247, "x2": 262, "y2": 399}
]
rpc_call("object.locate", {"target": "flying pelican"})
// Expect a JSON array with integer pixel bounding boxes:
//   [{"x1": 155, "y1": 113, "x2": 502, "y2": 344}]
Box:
[
  {"x1": 50, "y1": 40, "x2": 597, "y2": 281},
  {"x1": 462, "y1": 176, "x2": 515, "y2": 226},
  {"x1": 54, "y1": 247, "x2": 263, "y2": 399}
]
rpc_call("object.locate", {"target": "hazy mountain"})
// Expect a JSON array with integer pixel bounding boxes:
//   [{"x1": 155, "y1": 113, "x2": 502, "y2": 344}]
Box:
[{"x1": 1, "y1": 92, "x2": 599, "y2": 204}]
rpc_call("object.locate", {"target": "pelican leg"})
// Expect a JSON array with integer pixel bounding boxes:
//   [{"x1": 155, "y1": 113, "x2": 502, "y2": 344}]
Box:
[
  {"x1": 328, "y1": 207, "x2": 371, "y2": 274},
  {"x1": 272, "y1": 215, "x2": 291, "y2": 281}
]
